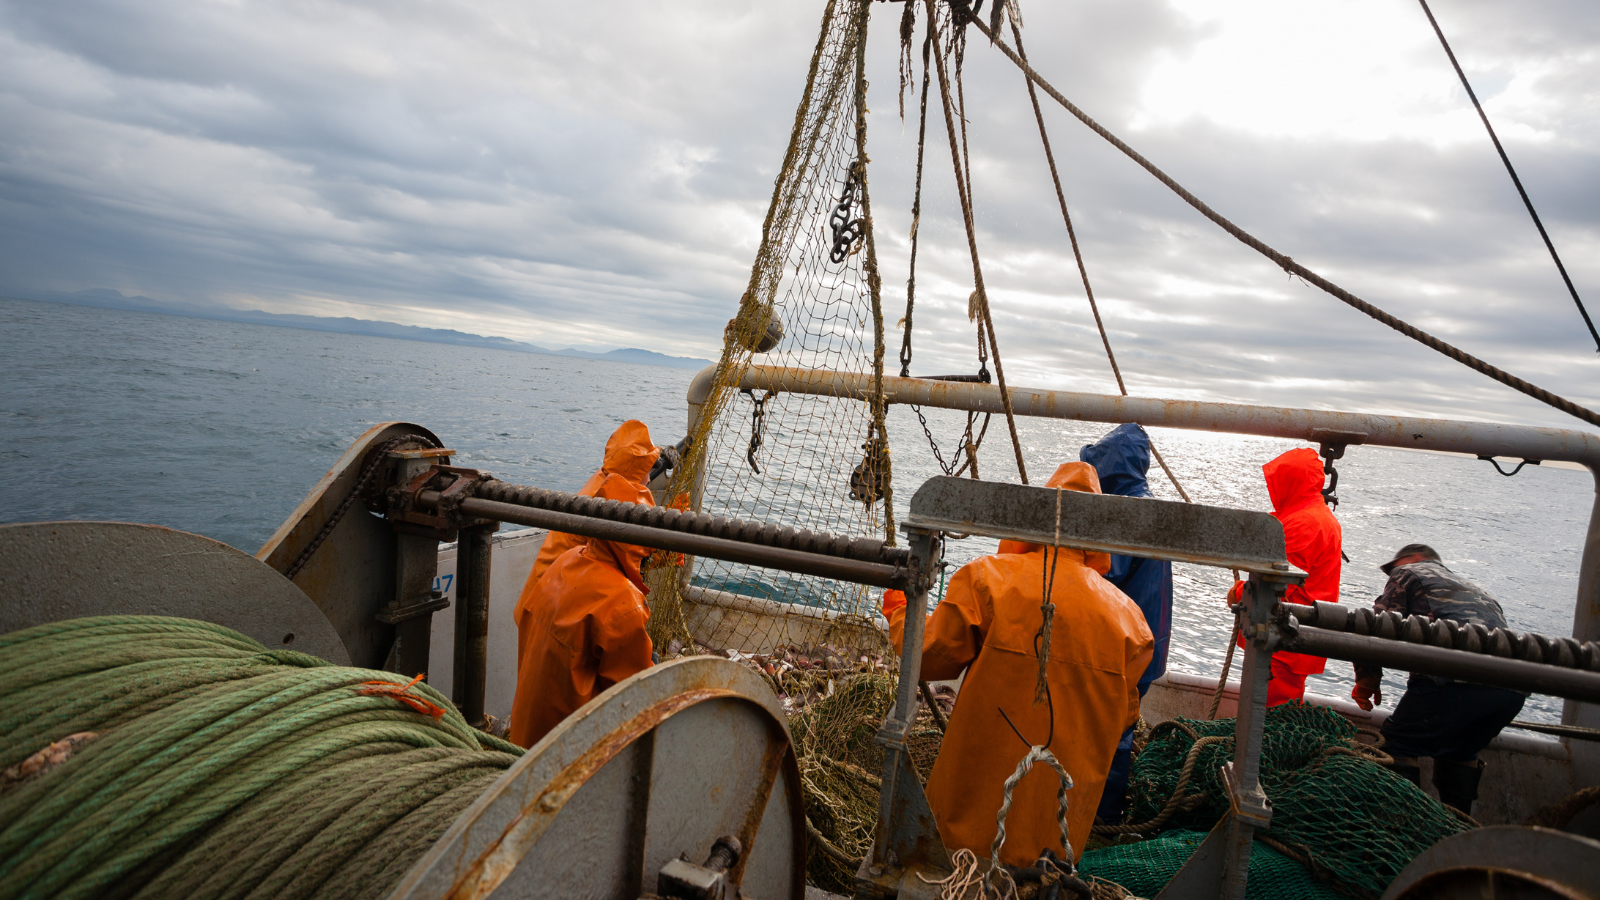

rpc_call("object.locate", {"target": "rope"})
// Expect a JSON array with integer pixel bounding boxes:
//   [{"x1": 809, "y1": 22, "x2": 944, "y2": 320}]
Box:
[
  {"x1": 1092, "y1": 725, "x2": 1228, "y2": 836},
  {"x1": 1034, "y1": 487, "x2": 1062, "y2": 704},
  {"x1": 0, "y1": 616, "x2": 518, "y2": 900},
  {"x1": 853, "y1": 0, "x2": 895, "y2": 546},
  {"x1": 1207, "y1": 626, "x2": 1238, "y2": 721},
  {"x1": 1004, "y1": 5, "x2": 1200, "y2": 506},
  {"x1": 1416, "y1": 0, "x2": 1598, "y2": 352},
  {"x1": 923, "y1": 0, "x2": 1030, "y2": 483},
  {"x1": 969, "y1": 16, "x2": 1600, "y2": 431},
  {"x1": 990, "y1": 745, "x2": 1074, "y2": 898}
]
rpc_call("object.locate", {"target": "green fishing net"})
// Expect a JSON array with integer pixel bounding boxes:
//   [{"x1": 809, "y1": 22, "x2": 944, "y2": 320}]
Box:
[
  {"x1": 1079, "y1": 829, "x2": 1344, "y2": 900},
  {"x1": 1107, "y1": 702, "x2": 1467, "y2": 899}
]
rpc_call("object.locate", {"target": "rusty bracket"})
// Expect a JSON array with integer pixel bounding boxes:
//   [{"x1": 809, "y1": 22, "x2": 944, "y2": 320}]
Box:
[
  {"x1": 376, "y1": 591, "x2": 452, "y2": 624},
  {"x1": 389, "y1": 464, "x2": 494, "y2": 542}
]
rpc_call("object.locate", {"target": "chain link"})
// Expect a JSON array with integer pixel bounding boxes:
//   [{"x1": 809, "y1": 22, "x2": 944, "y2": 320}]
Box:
[{"x1": 283, "y1": 434, "x2": 437, "y2": 580}]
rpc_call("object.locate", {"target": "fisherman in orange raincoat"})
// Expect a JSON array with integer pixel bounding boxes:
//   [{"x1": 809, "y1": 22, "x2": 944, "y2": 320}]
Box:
[
  {"x1": 1230, "y1": 447, "x2": 1343, "y2": 706},
  {"x1": 509, "y1": 470, "x2": 657, "y2": 748},
  {"x1": 881, "y1": 462, "x2": 1154, "y2": 866},
  {"x1": 523, "y1": 420, "x2": 660, "y2": 590}
]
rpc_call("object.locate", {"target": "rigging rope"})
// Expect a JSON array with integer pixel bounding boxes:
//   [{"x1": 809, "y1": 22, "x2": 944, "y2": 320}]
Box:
[
  {"x1": 899, "y1": 18, "x2": 991, "y2": 481},
  {"x1": 1001, "y1": 8, "x2": 1196, "y2": 503},
  {"x1": 1416, "y1": 0, "x2": 1599, "y2": 353},
  {"x1": 969, "y1": 15, "x2": 1600, "y2": 432},
  {"x1": 923, "y1": 0, "x2": 1030, "y2": 483}
]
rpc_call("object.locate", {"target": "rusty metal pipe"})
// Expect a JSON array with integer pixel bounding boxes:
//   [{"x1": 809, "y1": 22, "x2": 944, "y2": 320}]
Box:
[
  {"x1": 419, "y1": 493, "x2": 911, "y2": 590},
  {"x1": 1283, "y1": 625, "x2": 1600, "y2": 703},
  {"x1": 452, "y1": 524, "x2": 493, "y2": 727},
  {"x1": 699, "y1": 365, "x2": 1600, "y2": 466}
]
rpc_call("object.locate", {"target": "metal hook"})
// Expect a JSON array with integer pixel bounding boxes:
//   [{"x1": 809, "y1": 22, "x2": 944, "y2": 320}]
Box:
[{"x1": 1479, "y1": 455, "x2": 1540, "y2": 477}]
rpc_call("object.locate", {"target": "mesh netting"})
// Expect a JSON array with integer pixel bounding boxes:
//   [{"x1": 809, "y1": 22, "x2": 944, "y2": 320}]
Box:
[
  {"x1": 1079, "y1": 829, "x2": 1344, "y2": 900},
  {"x1": 1115, "y1": 702, "x2": 1467, "y2": 899},
  {"x1": 781, "y1": 669, "x2": 942, "y2": 894},
  {"x1": 647, "y1": 0, "x2": 895, "y2": 655}
]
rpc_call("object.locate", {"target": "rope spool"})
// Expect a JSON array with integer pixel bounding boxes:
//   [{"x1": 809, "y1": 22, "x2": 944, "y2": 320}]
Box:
[{"x1": 0, "y1": 616, "x2": 520, "y2": 900}]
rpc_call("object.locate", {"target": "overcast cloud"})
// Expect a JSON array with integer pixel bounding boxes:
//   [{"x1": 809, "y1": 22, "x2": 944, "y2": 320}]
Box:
[{"x1": 2, "y1": 0, "x2": 1596, "y2": 429}]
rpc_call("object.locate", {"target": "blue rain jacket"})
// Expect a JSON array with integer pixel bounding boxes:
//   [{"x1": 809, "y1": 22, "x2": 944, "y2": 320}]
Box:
[{"x1": 1079, "y1": 424, "x2": 1172, "y2": 693}]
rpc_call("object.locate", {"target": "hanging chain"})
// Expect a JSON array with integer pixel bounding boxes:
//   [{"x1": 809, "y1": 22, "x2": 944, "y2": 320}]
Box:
[
  {"x1": 741, "y1": 388, "x2": 774, "y2": 474},
  {"x1": 828, "y1": 168, "x2": 866, "y2": 265}
]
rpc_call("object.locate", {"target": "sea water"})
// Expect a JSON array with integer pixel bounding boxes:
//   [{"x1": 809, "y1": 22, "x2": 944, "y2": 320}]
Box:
[{"x1": 2, "y1": 295, "x2": 1590, "y2": 724}]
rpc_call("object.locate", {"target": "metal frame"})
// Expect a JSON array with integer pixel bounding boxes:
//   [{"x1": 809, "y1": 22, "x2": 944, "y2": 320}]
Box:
[{"x1": 689, "y1": 365, "x2": 1600, "y2": 772}]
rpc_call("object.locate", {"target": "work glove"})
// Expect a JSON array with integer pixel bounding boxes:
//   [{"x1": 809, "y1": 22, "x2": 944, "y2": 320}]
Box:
[
  {"x1": 648, "y1": 434, "x2": 693, "y2": 482},
  {"x1": 1351, "y1": 674, "x2": 1383, "y2": 711},
  {"x1": 1225, "y1": 580, "x2": 1245, "y2": 608},
  {"x1": 881, "y1": 589, "x2": 907, "y2": 618}
]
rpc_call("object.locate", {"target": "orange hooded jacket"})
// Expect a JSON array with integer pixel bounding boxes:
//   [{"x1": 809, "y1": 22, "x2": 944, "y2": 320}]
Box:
[
  {"x1": 1257, "y1": 447, "x2": 1343, "y2": 676},
  {"x1": 509, "y1": 472, "x2": 655, "y2": 748},
  {"x1": 524, "y1": 420, "x2": 659, "y2": 590},
  {"x1": 883, "y1": 463, "x2": 1154, "y2": 866}
]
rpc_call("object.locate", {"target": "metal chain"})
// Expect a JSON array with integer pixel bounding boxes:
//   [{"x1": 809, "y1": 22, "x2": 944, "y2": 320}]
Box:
[
  {"x1": 283, "y1": 435, "x2": 434, "y2": 580},
  {"x1": 741, "y1": 388, "x2": 774, "y2": 474},
  {"x1": 828, "y1": 168, "x2": 865, "y2": 265}
]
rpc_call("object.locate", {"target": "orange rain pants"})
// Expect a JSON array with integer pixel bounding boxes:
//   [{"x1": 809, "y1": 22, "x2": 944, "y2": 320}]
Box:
[
  {"x1": 509, "y1": 472, "x2": 655, "y2": 748},
  {"x1": 884, "y1": 462, "x2": 1154, "y2": 866}
]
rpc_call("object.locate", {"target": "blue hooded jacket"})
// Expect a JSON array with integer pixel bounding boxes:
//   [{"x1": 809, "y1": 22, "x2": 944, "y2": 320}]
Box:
[{"x1": 1080, "y1": 423, "x2": 1172, "y2": 693}]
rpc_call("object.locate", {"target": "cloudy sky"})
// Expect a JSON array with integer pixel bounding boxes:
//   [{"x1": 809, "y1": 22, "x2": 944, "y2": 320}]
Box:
[{"x1": 2, "y1": 0, "x2": 1596, "y2": 429}]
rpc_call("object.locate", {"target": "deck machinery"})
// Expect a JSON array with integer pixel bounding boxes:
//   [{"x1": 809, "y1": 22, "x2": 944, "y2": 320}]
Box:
[{"x1": 5, "y1": 420, "x2": 1600, "y2": 899}]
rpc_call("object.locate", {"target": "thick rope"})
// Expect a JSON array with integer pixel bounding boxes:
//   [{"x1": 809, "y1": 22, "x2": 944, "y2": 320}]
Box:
[
  {"x1": 1207, "y1": 626, "x2": 1238, "y2": 721},
  {"x1": 0, "y1": 616, "x2": 518, "y2": 900},
  {"x1": 1416, "y1": 0, "x2": 1598, "y2": 352},
  {"x1": 853, "y1": 0, "x2": 895, "y2": 545},
  {"x1": 970, "y1": 17, "x2": 1600, "y2": 431},
  {"x1": 1003, "y1": 6, "x2": 1198, "y2": 506},
  {"x1": 1092, "y1": 727, "x2": 1228, "y2": 837},
  {"x1": 990, "y1": 745, "x2": 1074, "y2": 898},
  {"x1": 923, "y1": 0, "x2": 1030, "y2": 483}
]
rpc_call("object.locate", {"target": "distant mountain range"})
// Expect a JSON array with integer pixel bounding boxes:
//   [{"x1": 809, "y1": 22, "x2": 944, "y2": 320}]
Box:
[{"x1": 18, "y1": 289, "x2": 714, "y2": 370}]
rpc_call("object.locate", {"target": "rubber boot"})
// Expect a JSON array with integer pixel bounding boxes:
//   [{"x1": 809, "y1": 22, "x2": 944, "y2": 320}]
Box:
[{"x1": 1433, "y1": 758, "x2": 1485, "y2": 816}]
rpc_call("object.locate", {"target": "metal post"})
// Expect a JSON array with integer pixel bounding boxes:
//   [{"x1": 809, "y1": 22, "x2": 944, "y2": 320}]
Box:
[
  {"x1": 1564, "y1": 473, "x2": 1600, "y2": 790},
  {"x1": 1220, "y1": 576, "x2": 1281, "y2": 899},
  {"x1": 864, "y1": 528, "x2": 950, "y2": 890},
  {"x1": 389, "y1": 531, "x2": 441, "y2": 677},
  {"x1": 452, "y1": 523, "x2": 495, "y2": 727}
]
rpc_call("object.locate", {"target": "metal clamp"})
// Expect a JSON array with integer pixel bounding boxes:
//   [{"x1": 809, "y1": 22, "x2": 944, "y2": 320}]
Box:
[
  {"x1": 375, "y1": 590, "x2": 451, "y2": 624},
  {"x1": 388, "y1": 464, "x2": 494, "y2": 541}
]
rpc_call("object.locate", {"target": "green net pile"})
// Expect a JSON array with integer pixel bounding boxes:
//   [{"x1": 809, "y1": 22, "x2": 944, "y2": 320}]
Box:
[
  {"x1": 1080, "y1": 829, "x2": 1343, "y2": 900},
  {"x1": 1080, "y1": 702, "x2": 1467, "y2": 899}
]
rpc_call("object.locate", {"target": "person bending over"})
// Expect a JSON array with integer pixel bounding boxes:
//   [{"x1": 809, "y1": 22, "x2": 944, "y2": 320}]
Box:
[
  {"x1": 1350, "y1": 543, "x2": 1525, "y2": 815},
  {"x1": 881, "y1": 462, "x2": 1153, "y2": 865},
  {"x1": 509, "y1": 473, "x2": 655, "y2": 748},
  {"x1": 1078, "y1": 424, "x2": 1173, "y2": 825}
]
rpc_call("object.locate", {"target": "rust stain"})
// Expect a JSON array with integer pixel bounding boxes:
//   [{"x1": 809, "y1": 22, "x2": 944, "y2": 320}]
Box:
[{"x1": 444, "y1": 687, "x2": 737, "y2": 900}]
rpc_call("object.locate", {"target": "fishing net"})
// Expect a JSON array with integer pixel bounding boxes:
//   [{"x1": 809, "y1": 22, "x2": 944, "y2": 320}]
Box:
[
  {"x1": 696, "y1": 643, "x2": 943, "y2": 896},
  {"x1": 1079, "y1": 829, "x2": 1344, "y2": 900},
  {"x1": 646, "y1": 0, "x2": 897, "y2": 655},
  {"x1": 1109, "y1": 702, "x2": 1467, "y2": 899}
]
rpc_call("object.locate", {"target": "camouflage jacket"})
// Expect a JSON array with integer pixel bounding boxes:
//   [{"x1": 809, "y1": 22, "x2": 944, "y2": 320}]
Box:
[{"x1": 1354, "y1": 560, "x2": 1509, "y2": 683}]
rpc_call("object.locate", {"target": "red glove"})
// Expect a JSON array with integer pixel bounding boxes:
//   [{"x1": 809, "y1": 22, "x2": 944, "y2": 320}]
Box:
[
  {"x1": 881, "y1": 589, "x2": 906, "y2": 618},
  {"x1": 1351, "y1": 675, "x2": 1384, "y2": 711}
]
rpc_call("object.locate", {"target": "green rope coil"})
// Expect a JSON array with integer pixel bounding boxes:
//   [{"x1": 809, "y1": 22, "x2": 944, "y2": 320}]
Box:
[{"x1": 0, "y1": 616, "x2": 521, "y2": 900}]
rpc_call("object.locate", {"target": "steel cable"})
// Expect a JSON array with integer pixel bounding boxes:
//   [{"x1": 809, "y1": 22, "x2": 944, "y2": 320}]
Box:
[{"x1": 969, "y1": 16, "x2": 1600, "y2": 431}]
